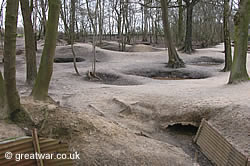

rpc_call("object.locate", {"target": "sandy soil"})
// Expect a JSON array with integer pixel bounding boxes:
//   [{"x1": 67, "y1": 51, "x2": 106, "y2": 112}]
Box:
[{"x1": 0, "y1": 38, "x2": 250, "y2": 165}]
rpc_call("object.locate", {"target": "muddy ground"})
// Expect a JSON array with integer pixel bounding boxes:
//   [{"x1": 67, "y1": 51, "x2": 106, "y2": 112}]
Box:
[{"x1": 0, "y1": 38, "x2": 250, "y2": 166}]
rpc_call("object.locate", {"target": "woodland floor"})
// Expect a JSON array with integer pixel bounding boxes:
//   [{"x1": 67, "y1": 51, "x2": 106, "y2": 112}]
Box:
[{"x1": 0, "y1": 38, "x2": 250, "y2": 166}]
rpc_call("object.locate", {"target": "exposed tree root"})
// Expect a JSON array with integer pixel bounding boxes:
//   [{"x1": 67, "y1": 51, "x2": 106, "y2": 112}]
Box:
[
  {"x1": 221, "y1": 67, "x2": 231, "y2": 72},
  {"x1": 179, "y1": 46, "x2": 195, "y2": 54},
  {"x1": 167, "y1": 59, "x2": 185, "y2": 68},
  {"x1": 86, "y1": 70, "x2": 102, "y2": 81},
  {"x1": 71, "y1": 44, "x2": 81, "y2": 76}
]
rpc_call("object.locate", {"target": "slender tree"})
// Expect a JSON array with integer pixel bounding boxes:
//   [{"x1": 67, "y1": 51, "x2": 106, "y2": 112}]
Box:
[
  {"x1": 3, "y1": 0, "x2": 20, "y2": 112},
  {"x1": 98, "y1": 0, "x2": 104, "y2": 45},
  {"x1": 222, "y1": 0, "x2": 232, "y2": 72},
  {"x1": 86, "y1": 0, "x2": 99, "y2": 76},
  {"x1": 0, "y1": 72, "x2": 5, "y2": 107},
  {"x1": 40, "y1": 0, "x2": 47, "y2": 37},
  {"x1": 178, "y1": 0, "x2": 184, "y2": 46},
  {"x1": 142, "y1": 0, "x2": 149, "y2": 42},
  {"x1": 33, "y1": 0, "x2": 38, "y2": 50},
  {"x1": 60, "y1": 0, "x2": 70, "y2": 43},
  {"x1": 31, "y1": 0, "x2": 61, "y2": 100},
  {"x1": 70, "y1": 0, "x2": 80, "y2": 75},
  {"x1": 228, "y1": 0, "x2": 250, "y2": 84},
  {"x1": 20, "y1": 0, "x2": 37, "y2": 85},
  {"x1": 160, "y1": 0, "x2": 185, "y2": 68},
  {"x1": 0, "y1": 71, "x2": 8, "y2": 119}
]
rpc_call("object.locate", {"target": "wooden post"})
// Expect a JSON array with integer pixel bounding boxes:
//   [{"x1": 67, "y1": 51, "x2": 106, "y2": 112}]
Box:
[
  {"x1": 193, "y1": 118, "x2": 205, "y2": 143},
  {"x1": 32, "y1": 128, "x2": 44, "y2": 166}
]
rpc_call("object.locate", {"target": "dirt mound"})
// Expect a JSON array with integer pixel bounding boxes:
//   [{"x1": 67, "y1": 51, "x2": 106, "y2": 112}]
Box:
[
  {"x1": 56, "y1": 39, "x2": 68, "y2": 46},
  {"x1": 127, "y1": 44, "x2": 163, "y2": 52},
  {"x1": 105, "y1": 98, "x2": 213, "y2": 165},
  {"x1": 98, "y1": 41, "x2": 132, "y2": 52},
  {"x1": 98, "y1": 41, "x2": 163, "y2": 52},
  {"x1": 86, "y1": 72, "x2": 142, "y2": 86},
  {"x1": 55, "y1": 45, "x2": 109, "y2": 62},
  {"x1": 19, "y1": 97, "x2": 195, "y2": 166},
  {"x1": 37, "y1": 39, "x2": 68, "y2": 47}
]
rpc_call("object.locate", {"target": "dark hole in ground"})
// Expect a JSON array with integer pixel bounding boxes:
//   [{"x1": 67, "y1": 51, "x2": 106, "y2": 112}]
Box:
[
  {"x1": 189, "y1": 56, "x2": 224, "y2": 66},
  {"x1": 54, "y1": 57, "x2": 85, "y2": 63},
  {"x1": 86, "y1": 72, "x2": 142, "y2": 86},
  {"x1": 125, "y1": 69, "x2": 210, "y2": 80},
  {"x1": 165, "y1": 123, "x2": 213, "y2": 166},
  {"x1": 166, "y1": 123, "x2": 198, "y2": 135}
]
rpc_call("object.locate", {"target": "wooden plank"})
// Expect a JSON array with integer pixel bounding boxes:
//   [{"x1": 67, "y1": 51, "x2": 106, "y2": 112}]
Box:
[
  {"x1": 32, "y1": 128, "x2": 44, "y2": 166},
  {"x1": 194, "y1": 119, "x2": 248, "y2": 166},
  {"x1": 0, "y1": 135, "x2": 73, "y2": 166},
  {"x1": 0, "y1": 138, "x2": 32, "y2": 150},
  {"x1": 193, "y1": 118, "x2": 205, "y2": 143}
]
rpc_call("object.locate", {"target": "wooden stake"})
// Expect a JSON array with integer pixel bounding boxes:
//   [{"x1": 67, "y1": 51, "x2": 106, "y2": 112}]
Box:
[{"x1": 32, "y1": 128, "x2": 44, "y2": 166}]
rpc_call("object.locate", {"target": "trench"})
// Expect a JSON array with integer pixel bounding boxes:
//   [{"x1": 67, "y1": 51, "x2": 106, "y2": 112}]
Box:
[
  {"x1": 54, "y1": 57, "x2": 85, "y2": 63},
  {"x1": 125, "y1": 69, "x2": 211, "y2": 80},
  {"x1": 163, "y1": 123, "x2": 213, "y2": 166}
]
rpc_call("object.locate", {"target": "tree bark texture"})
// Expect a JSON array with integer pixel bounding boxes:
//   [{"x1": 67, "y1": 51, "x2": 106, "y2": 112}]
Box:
[
  {"x1": 31, "y1": 0, "x2": 61, "y2": 100},
  {"x1": 229, "y1": 0, "x2": 250, "y2": 84}
]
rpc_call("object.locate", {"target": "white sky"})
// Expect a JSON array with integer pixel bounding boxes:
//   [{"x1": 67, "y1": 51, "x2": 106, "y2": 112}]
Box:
[{"x1": 0, "y1": 0, "x2": 24, "y2": 28}]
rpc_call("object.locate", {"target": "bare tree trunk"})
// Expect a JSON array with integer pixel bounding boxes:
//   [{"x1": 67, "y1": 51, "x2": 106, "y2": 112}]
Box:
[
  {"x1": 125, "y1": 0, "x2": 130, "y2": 45},
  {"x1": 31, "y1": 0, "x2": 61, "y2": 100},
  {"x1": 92, "y1": 35, "x2": 96, "y2": 75},
  {"x1": 181, "y1": 0, "x2": 200, "y2": 54},
  {"x1": 86, "y1": 0, "x2": 98, "y2": 76},
  {"x1": 228, "y1": 0, "x2": 250, "y2": 84},
  {"x1": 40, "y1": 0, "x2": 47, "y2": 38},
  {"x1": 3, "y1": 0, "x2": 20, "y2": 112},
  {"x1": 154, "y1": 10, "x2": 160, "y2": 44},
  {"x1": 115, "y1": 0, "x2": 122, "y2": 51},
  {"x1": 108, "y1": 2, "x2": 112, "y2": 40},
  {"x1": 60, "y1": 1, "x2": 70, "y2": 43},
  {"x1": 98, "y1": 0, "x2": 104, "y2": 45},
  {"x1": 178, "y1": 0, "x2": 184, "y2": 46},
  {"x1": 33, "y1": 0, "x2": 38, "y2": 51},
  {"x1": 121, "y1": 0, "x2": 127, "y2": 51},
  {"x1": 20, "y1": 0, "x2": 37, "y2": 85},
  {"x1": 0, "y1": 71, "x2": 8, "y2": 119},
  {"x1": 70, "y1": 0, "x2": 80, "y2": 76},
  {"x1": 222, "y1": 0, "x2": 232, "y2": 72},
  {"x1": 160, "y1": 0, "x2": 185, "y2": 68},
  {"x1": 142, "y1": 0, "x2": 149, "y2": 42},
  {"x1": 183, "y1": 2, "x2": 194, "y2": 54}
]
